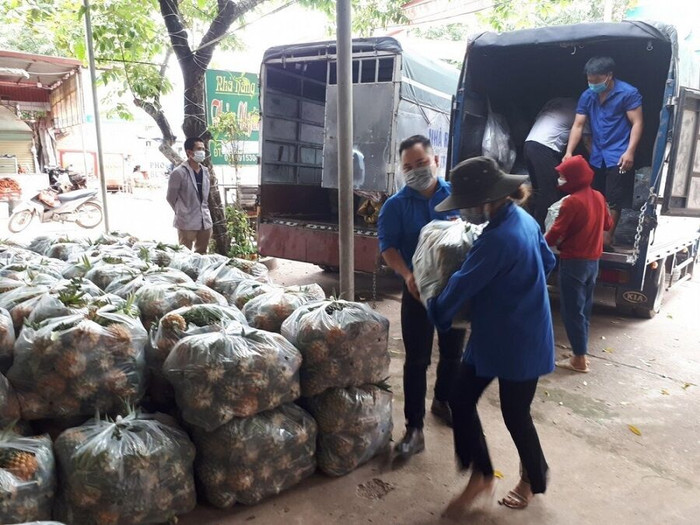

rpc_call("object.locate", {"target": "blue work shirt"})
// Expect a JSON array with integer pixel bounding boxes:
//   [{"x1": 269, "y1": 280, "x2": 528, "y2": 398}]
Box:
[
  {"x1": 576, "y1": 79, "x2": 642, "y2": 169},
  {"x1": 378, "y1": 178, "x2": 459, "y2": 269},
  {"x1": 427, "y1": 203, "x2": 556, "y2": 381}
]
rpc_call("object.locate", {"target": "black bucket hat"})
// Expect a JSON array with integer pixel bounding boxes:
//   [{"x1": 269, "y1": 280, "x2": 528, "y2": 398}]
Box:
[{"x1": 435, "y1": 156, "x2": 528, "y2": 212}]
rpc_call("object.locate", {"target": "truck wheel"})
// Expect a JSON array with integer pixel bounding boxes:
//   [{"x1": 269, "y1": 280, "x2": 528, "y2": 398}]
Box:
[
  {"x1": 634, "y1": 262, "x2": 666, "y2": 319},
  {"x1": 8, "y1": 210, "x2": 34, "y2": 233}
]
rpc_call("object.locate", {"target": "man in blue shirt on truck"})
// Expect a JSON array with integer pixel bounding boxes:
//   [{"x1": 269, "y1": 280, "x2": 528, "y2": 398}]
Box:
[
  {"x1": 564, "y1": 56, "x2": 643, "y2": 250},
  {"x1": 378, "y1": 135, "x2": 466, "y2": 460}
]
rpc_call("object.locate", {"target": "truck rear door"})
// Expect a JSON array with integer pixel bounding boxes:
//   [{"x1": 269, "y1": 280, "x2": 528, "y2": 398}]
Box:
[{"x1": 663, "y1": 87, "x2": 700, "y2": 217}]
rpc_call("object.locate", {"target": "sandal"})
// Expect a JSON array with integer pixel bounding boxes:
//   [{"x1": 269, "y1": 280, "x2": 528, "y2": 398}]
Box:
[
  {"x1": 555, "y1": 357, "x2": 590, "y2": 373},
  {"x1": 499, "y1": 489, "x2": 531, "y2": 510}
]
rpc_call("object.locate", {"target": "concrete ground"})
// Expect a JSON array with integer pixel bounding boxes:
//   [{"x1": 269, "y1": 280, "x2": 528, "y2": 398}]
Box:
[{"x1": 3, "y1": 182, "x2": 699, "y2": 523}]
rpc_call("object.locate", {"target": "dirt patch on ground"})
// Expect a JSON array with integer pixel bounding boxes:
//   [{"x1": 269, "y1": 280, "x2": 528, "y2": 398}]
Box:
[{"x1": 356, "y1": 478, "x2": 395, "y2": 500}]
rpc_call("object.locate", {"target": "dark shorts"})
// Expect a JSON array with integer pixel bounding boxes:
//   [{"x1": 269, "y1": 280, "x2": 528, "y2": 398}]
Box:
[{"x1": 593, "y1": 165, "x2": 634, "y2": 211}]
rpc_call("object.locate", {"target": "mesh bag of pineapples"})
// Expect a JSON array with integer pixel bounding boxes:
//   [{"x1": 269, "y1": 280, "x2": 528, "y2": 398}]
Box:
[
  {"x1": 0, "y1": 308, "x2": 16, "y2": 373},
  {"x1": 192, "y1": 403, "x2": 316, "y2": 508},
  {"x1": 104, "y1": 267, "x2": 193, "y2": 298},
  {"x1": 54, "y1": 413, "x2": 196, "y2": 525},
  {"x1": 167, "y1": 252, "x2": 228, "y2": 280},
  {"x1": 303, "y1": 384, "x2": 393, "y2": 476},
  {"x1": 230, "y1": 279, "x2": 277, "y2": 309},
  {"x1": 146, "y1": 304, "x2": 247, "y2": 408},
  {"x1": 7, "y1": 305, "x2": 147, "y2": 420},
  {"x1": 0, "y1": 432, "x2": 56, "y2": 523},
  {"x1": 163, "y1": 324, "x2": 302, "y2": 431},
  {"x1": 133, "y1": 282, "x2": 228, "y2": 331},
  {"x1": 280, "y1": 299, "x2": 390, "y2": 397},
  {"x1": 242, "y1": 284, "x2": 326, "y2": 333},
  {"x1": 196, "y1": 257, "x2": 270, "y2": 304}
]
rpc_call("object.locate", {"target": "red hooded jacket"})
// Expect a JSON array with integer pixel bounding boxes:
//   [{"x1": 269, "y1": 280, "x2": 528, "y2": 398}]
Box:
[{"x1": 545, "y1": 155, "x2": 612, "y2": 259}]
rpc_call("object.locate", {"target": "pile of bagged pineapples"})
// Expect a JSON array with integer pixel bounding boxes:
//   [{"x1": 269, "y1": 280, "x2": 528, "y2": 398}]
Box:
[{"x1": 0, "y1": 232, "x2": 392, "y2": 524}]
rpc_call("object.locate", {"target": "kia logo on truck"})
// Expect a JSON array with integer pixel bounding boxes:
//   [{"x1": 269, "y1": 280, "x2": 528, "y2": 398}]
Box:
[{"x1": 623, "y1": 291, "x2": 648, "y2": 304}]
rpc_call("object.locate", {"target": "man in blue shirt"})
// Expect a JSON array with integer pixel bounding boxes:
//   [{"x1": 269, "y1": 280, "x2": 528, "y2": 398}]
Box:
[
  {"x1": 564, "y1": 56, "x2": 643, "y2": 250},
  {"x1": 378, "y1": 135, "x2": 466, "y2": 460}
]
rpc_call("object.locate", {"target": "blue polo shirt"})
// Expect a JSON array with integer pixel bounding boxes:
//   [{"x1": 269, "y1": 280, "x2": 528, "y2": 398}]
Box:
[
  {"x1": 427, "y1": 203, "x2": 556, "y2": 381},
  {"x1": 576, "y1": 79, "x2": 642, "y2": 169},
  {"x1": 378, "y1": 178, "x2": 458, "y2": 269}
]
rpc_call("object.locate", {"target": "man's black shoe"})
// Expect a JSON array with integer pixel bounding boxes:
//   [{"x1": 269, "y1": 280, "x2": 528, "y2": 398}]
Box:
[
  {"x1": 394, "y1": 427, "x2": 425, "y2": 458},
  {"x1": 431, "y1": 399, "x2": 453, "y2": 427}
]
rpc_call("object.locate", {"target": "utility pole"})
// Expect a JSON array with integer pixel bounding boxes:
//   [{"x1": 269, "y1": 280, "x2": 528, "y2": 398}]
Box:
[
  {"x1": 336, "y1": 0, "x2": 355, "y2": 299},
  {"x1": 83, "y1": 0, "x2": 110, "y2": 232}
]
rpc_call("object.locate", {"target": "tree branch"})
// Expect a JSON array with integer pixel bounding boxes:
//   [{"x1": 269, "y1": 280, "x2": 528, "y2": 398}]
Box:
[
  {"x1": 157, "y1": 46, "x2": 174, "y2": 99},
  {"x1": 158, "y1": 0, "x2": 192, "y2": 66},
  {"x1": 134, "y1": 98, "x2": 178, "y2": 145},
  {"x1": 195, "y1": 0, "x2": 267, "y2": 68}
]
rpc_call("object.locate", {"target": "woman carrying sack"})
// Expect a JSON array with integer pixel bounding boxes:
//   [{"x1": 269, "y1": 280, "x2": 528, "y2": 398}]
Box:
[{"x1": 426, "y1": 156, "x2": 556, "y2": 515}]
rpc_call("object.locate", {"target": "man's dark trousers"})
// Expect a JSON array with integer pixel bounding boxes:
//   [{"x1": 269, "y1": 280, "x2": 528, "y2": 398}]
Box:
[{"x1": 401, "y1": 284, "x2": 466, "y2": 429}]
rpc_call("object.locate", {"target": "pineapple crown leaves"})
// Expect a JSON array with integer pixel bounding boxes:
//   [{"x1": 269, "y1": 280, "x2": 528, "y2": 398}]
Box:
[
  {"x1": 374, "y1": 377, "x2": 392, "y2": 393},
  {"x1": 138, "y1": 246, "x2": 151, "y2": 262},
  {"x1": 102, "y1": 256, "x2": 125, "y2": 265},
  {"x1": 77, "y1": 255, "x2": 93, "y2": 272},
  {"x1": 57, "y1": 280, "x2": 89, "y2": 308},
  {"x1": 181, "y1": 306, "x2": 226, "y2": 327}
]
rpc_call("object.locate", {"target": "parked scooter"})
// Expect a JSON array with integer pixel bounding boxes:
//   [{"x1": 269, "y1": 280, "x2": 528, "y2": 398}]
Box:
[
  {"x1": 44, "y1": 165, "x2": 87, "y2": 193},
  {"x1": 7, "y1": 187, "x2": 103, "y2": 233}
]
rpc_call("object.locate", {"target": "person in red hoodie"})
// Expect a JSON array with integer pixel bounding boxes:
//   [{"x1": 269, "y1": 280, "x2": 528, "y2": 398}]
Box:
[{"x1": 545, "y1": 155, "x2": 612, "y2": 372}]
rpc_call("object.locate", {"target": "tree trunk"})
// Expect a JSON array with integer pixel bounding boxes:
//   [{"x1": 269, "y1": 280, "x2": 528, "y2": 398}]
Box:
[{"x1": 183, "y1": 69, "x2": 229, "y2": 255}]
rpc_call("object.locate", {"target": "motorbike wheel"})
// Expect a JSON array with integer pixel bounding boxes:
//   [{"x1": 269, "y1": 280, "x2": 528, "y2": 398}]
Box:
[
  {"x1": 76, "y1": 202, "x2": 103, "y2": 229},
  {"x1": 8, "y1": 210, "x2": 34, "y2": 233}
]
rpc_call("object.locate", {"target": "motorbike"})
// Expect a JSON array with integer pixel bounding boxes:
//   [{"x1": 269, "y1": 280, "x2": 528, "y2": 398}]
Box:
[
  {"x1": 45, "y1": 165, "x2": 87, "y2": 193},
  {"x1": 7, "y1": 187, "x2": 103, "y2": 233}
]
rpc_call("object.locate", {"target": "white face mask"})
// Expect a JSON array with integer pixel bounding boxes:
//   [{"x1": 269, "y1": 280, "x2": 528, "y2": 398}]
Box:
[
  {"x1": 192, "y1": 150, "x2": 206, "y2": 164},
  {"x1": 557, "y1": 177, "x2": 567, "y2": 186},
  {"x1": 404, "y1": 165, "x2": 434, "y2": 191}
]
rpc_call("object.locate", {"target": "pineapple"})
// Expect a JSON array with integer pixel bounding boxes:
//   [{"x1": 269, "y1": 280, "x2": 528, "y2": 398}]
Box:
[
  {"x1": 36, "y1": 372, "x2": 66, "y2": 397},
  {"x1": 0, "y1": 448, "x2": 39, "y2": 481},
  {"x1": 55, "y1": 349, "x2": 88, "y2": 378}
]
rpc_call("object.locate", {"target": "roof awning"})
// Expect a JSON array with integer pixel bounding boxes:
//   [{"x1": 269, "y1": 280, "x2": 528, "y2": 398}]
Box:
[{"x1": 0, "y1": 49, "x2": 82, "y2": 102}]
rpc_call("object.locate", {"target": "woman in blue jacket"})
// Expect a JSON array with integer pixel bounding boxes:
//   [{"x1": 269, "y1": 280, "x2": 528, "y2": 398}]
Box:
[{"x1": 427, "y1": 156, "x2": 556, "y2": 514}]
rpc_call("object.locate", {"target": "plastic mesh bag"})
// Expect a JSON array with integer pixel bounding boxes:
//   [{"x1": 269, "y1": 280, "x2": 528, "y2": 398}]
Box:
[
  {"x1": 7, "y1": 307, "x2": 147, "y2": 420},
  {"x1": 304, "y1": 384, "x2": 392, "y2": 476},
  {"x1": 545, "y1": 196, "x2": 569, "y2": 235},
  {"x1": 192, "y1": 403, "x2": 316, "y2": 508},
  {"x1": 482, "y1": 105, "x2": 516, "y2": 172},
  {"x1": 133, "y1": 282, "x2": 227, "y2": 330},
  {"x1": 242, "y1": 284, "x2": 325, "y2": 333},
  {"x1": 104, "y1": 268, "x2": 193, "y2": 298},
  {"x1": 168, "y1": 253, "x2": 228, "y2": 280},
  {"x1": 84, "y1": 257, "x2": 144, "y2": 291},
  {"x1": 25, "y1": 279, "x2": 104, "y2": 326},
  {"x1": 197, "y1": 258, "x2": 270, "y2": 304},
  {"x1": 0, "y1": 432, "x2": 55, "y2": 523},
  {"x1": 163, "y1": 324, "x2": 302, "y2": 430},
  {"x1": 231, "y1": 279, "x2": 278, "y2": 309},
  {"x1": 54, "y1": 413, "x2": 196, "y2": 525},
  {"x1": 281, "y1": 299, "x2": 390, "y2": 397},
  {"x1": 0, "y1": 308, "x2": 15, "y2": 373},
  {"x1": 412, "y1": 219, "x2": 479, "y2": 306}
]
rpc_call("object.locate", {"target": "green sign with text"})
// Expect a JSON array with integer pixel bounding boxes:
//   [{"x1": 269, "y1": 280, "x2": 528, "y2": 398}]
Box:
[{"x1": 205, "y1": 69, "x2": 260, "y2": 166}]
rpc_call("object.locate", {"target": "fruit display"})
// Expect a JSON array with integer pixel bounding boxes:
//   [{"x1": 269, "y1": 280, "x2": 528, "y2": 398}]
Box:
[
  {"x1": 167, "y1": 252, "x2": 228, "y2": 280},
  {"x1": 281, "y1": 299, "x2": 390, "y2": 397},
  {"x1": 0, "y1": 433, "x2": 56, "y2": 523},
  {"x1": 231, "y1": 279, "x2": 278, "y2": 309},
  {"x1": 196, "y1": 258, "x2": 270, "y2": 304},
  {"x1": 412, "y1": 219, "x2": 479, "y2": 306},
  {"x1": 149, "y1": 303, "x2": 247, "y2": 370},
  {"x1": 104, "y1": 267, "x2": 193, "y2": 298},
  {"x1": 54, "y1": 413, "x2": 196, "y2": 525},
  {"x1": 133, "y1": 282, "x2": 228, "y2": 330},
  {"x1": 7, "y1": 306, "x2": 147, "y2": 420},
  {"x1": 191, "y1": 403, "x2": 316, "y2": 508},
  {"x1": 0, "y1": 373, "x2": 20, "y2": 426},
  {"x1": 303, "y1": 384, "x2": 392, "y2": 476},
  {"x1": 243, "y1": 284, "x2": 325, "y2": 333},
  {"x1": 0, "y1": 308, "x2": 15, "y2": 372},
  {"x1": 163, "y1": 324, "x2": 302, "y2": 430}
]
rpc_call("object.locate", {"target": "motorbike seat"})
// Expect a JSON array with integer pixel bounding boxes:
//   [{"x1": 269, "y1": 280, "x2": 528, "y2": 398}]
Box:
[{"x1": 57, "y1": 189, "x2": 97, "y2": 202}]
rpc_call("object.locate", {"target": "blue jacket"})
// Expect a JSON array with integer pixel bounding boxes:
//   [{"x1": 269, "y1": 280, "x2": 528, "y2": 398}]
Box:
[
  {"x1": 378, "y1": 178, "x2": 459, "y2": 270},
  {"x1": 427, "y1": 203, "x2": 556, "y2": 381}
]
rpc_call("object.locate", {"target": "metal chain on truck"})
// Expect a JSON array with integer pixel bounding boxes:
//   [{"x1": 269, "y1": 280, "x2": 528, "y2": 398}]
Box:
[{"x1": 631, "y1": 187, "x2": 656, "y2": 264}]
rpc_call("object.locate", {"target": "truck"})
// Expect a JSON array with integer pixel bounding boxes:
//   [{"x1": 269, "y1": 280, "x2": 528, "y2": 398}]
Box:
[
  {"x1": 449, "y1": 21, "x2": 700, "y2": 318},
  {"x1": 257, "y1": 37, "x2": 459, "y2": 273}
]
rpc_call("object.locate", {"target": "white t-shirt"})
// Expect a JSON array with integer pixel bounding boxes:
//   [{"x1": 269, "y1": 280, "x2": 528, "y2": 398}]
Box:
[{"x1": 526, "y1": 97, "x2": 582, "y2": 153}]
